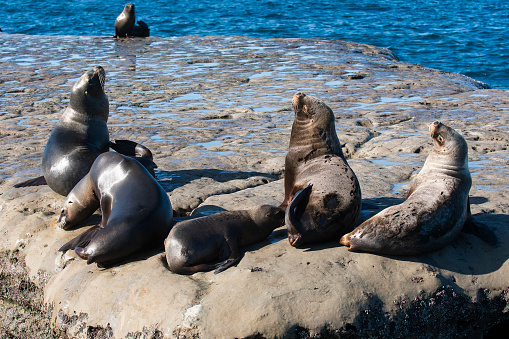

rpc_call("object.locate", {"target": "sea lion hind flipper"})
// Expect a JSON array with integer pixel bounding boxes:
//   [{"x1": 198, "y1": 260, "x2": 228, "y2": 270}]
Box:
[
  {"x1": 462, "y1": 198, "x2": 498, "y2": 246},
  {"x1": 214, "y1": 256, "x2": 242, "y2": 274},
  {"x1": 58, "y1": 225, "x2": 102, "y2": 253},
  {"x1": 13, "y1": 176, "x2": 47, "y2": 188},
  {"x1": 213, "y1": 239, "x2": 242, "y2": 274},
  {"x1": 110, "y1": 140, "x2": 153, "y2": 159},
  {"x1": 462, "y1": 218, "x2": 498, "y2": 246}
]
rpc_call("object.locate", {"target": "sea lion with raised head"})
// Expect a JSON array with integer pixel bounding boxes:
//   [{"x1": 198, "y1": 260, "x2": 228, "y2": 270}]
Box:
[
  {"x1": 114, "y1": 3, "x2": 150, "y2": 38},
  {"x1": 165, "y1": 205, "x2": 285, "y2": 275},
  {"x1": 281, "y1": 92, "x2": 361, "y2": 247},
  {"x1": 340, "y1": 121, "x2": 497, "y2": 255},
  {"x1": 58, "y1": 151, "x2": 172, "y2": 267},
  {"x1": 14, "y1": 67, "x2": 150, "y2": 195},
  {"x1": 43, "y1": 66, "x2": 109, "y2": 196}
]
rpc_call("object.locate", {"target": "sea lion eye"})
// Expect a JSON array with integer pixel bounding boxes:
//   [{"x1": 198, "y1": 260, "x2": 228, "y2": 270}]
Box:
[{"x1": 437, "y1": 135, "x2": 444, "y2": 143}]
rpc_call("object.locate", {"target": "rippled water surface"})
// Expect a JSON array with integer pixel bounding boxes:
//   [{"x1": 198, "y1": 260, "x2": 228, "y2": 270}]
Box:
[{"x1": 2, "y1": 0, "x2": 508, "y2": 88}]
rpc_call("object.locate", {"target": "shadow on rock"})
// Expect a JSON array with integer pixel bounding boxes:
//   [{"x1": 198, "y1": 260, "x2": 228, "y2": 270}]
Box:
[
  {"x1": 385, "y1": 212, "x2": 508, "y2": 275},
  {"x1": 95, "y1": 245, "x2": 166, "y2": 270}
]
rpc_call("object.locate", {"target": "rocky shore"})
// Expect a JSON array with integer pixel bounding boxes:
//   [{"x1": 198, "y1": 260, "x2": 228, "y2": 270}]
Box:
[{"x1": 1, "y1": 33, "x2": 508, "y2": 338}]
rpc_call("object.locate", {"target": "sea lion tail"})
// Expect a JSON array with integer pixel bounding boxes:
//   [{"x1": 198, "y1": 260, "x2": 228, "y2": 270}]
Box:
[
  {"x1": 58, "y1": 225, "x2": 102, "y2": 253},
  {"x1": 13, "y1": 176, "x2": 47, "y2": 188}
]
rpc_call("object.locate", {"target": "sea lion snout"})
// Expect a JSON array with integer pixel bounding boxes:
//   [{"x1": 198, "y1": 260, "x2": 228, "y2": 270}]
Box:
[
  {"x1": 288, "y1": 232, "x2": 303, "y2": 247},
  {"x1": 429, "y1": 120, "x2": 442, "y2": 137},
  {"x1": 93, "y1": 65, "x2": 106, "y2": 90},
  {"x1": 56, "y1": 210, "x2": 68, "y2": 229},
  {"x1": 125, "y1": 3, "x2": 135, "y2": 12},
  {"x1": 292, "y1": 92, "x2": 306, "y2": 110}
]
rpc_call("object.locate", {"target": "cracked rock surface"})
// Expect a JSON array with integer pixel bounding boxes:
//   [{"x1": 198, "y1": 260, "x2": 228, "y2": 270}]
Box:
[{"x1": 1, "y1": 34, "x2": 508, "y2": 338}]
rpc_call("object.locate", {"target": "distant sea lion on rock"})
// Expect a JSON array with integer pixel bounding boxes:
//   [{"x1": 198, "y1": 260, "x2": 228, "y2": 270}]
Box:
[
  {"x1": 340, "y1": 121, "x2": 497, "y2": 255},
  {"x1": 14, "y1": 67, "x2": 150, "y2": 196},
  {"x1": 165, "y1": 205, "x2": 285, "y2": 275},
  {"x1": 58, "y1": 151, "x2": 172, "y2": 267},
  {"x1": 114, "y1": 3, "x2": 150, "y2": 38},
  {"x1": 281, "y1": 92, "x2": 361, "y2": 247}
]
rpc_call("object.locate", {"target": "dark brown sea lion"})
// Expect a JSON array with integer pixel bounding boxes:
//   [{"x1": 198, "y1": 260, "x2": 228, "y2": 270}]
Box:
[
  {"x1": 340, "y1": 121, "x2": 497, "y2": 255},
  {"x1": 14, "y1": 67, "x2": 150, "y2": 195},
  {"x1": 114, "y1": 3, "x2": 150, "y2": 38},
  {"x1": 40, "y1": 66, "x2": 109, "y2": 196},
  {"x1": 281, "y1": 92, "x2": 361, "y2": 247},
  {"x1": 58, "y1": 151, "x2": 172, "y2": 267},
  {"x1": 165, "y1": 205, "x2": 285, "y2": 275}
]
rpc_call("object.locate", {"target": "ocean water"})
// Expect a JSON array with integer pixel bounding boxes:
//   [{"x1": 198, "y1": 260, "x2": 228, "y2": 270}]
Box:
[{"x1": 2, "y1": 0, "x2": 508, "y2": 88}]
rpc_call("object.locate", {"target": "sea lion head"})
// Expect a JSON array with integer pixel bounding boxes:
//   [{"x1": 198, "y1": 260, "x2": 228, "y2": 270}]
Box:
[
  {"x1": 124, "y1": 3, "x2": 135, "y2": 15},
  {"x1": 69, "y1": 66, "x2": 108, "y2": 119},
  {"x1": 290, "y1": 92, "x2": 342, "y2": 155},
  {"x1": 292, "y1": 92, "x2": 334, "y2": 124},
  {"x1": 56, "y1": 180, "x2": 99, "y2": 230},
  {"x1": 429, "y1": 121, "x2": 469, "y2": 167},
  {"x1": 251, "y1": 205, "x2": 285, "y2": 231}
]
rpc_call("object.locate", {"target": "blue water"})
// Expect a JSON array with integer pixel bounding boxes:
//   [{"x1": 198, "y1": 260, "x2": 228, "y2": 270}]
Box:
[{"x1": 2, "y1": 0, "x2": 508, "y2": 88}]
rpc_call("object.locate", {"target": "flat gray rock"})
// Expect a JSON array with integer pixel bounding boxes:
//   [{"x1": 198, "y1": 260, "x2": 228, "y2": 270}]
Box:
[{"x1": 0, "y1": 34, "x2": 508, "y2": 338}]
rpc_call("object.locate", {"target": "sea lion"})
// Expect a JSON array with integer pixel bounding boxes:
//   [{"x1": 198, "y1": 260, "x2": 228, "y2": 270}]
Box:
[
  {"x1": 114, "y1": 3, "x2": 150, "y2": 38},
  {"x1": 281, "y1": 92, "x2": 361, "y2": 247},
  {"x1": 13, "y1": 66, "x2": 108, "y2": 196},
  {"x1": 165, "y1": 205, "x2": 285, "y2": 275},
  {"x1": 13, "y1": 67, "x2": 149, "y2": 195},
  {"x1": 58, "y1": 151, "x2": 172, "y2": 267},
  {"x1": 340, "y1": 121, "x2": 497, "y2": 255}
]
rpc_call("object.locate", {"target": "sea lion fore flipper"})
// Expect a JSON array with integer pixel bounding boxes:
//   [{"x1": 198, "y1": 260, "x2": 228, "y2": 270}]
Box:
[
  {"x1": 13, "y1": 176, "x2": 47, "y2": 188},
  {"x1": 58, "y1": 225, "x2": 102, "y2": 253},
  {"x1": 285, "y1": 184, "x2": 313, "y2": 234}
]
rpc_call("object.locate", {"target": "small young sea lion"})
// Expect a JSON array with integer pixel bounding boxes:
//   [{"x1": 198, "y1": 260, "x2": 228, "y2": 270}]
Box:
[{"x1": 165, "y1": 205, "x2": 285, "y2": 275}]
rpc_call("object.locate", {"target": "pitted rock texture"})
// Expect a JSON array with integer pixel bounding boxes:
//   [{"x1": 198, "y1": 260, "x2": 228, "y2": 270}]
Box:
[{"x1": 1, "y1": 34, "x2": 508, "y2": 338}]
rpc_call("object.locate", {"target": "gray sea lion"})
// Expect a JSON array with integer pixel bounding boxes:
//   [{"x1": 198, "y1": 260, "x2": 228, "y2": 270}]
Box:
[
  {"x1": 58, "y1": 151, "x2": 172, "y2": 267},
  {"x1": 340, "y1": 121, "x2": 497, "y2": 255},
  {"x1": 165, "y1": 205, "x2": 285, "y2": 275},
  {"x1": 14, "y1": 67, "x2": 149, "y2": 195},
  {"x1": 114, "y1": 3, "x2": 150, "y2": 38},
  {"x1": 281, "y1": 92, "x2": 361, "y2": 247}
]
